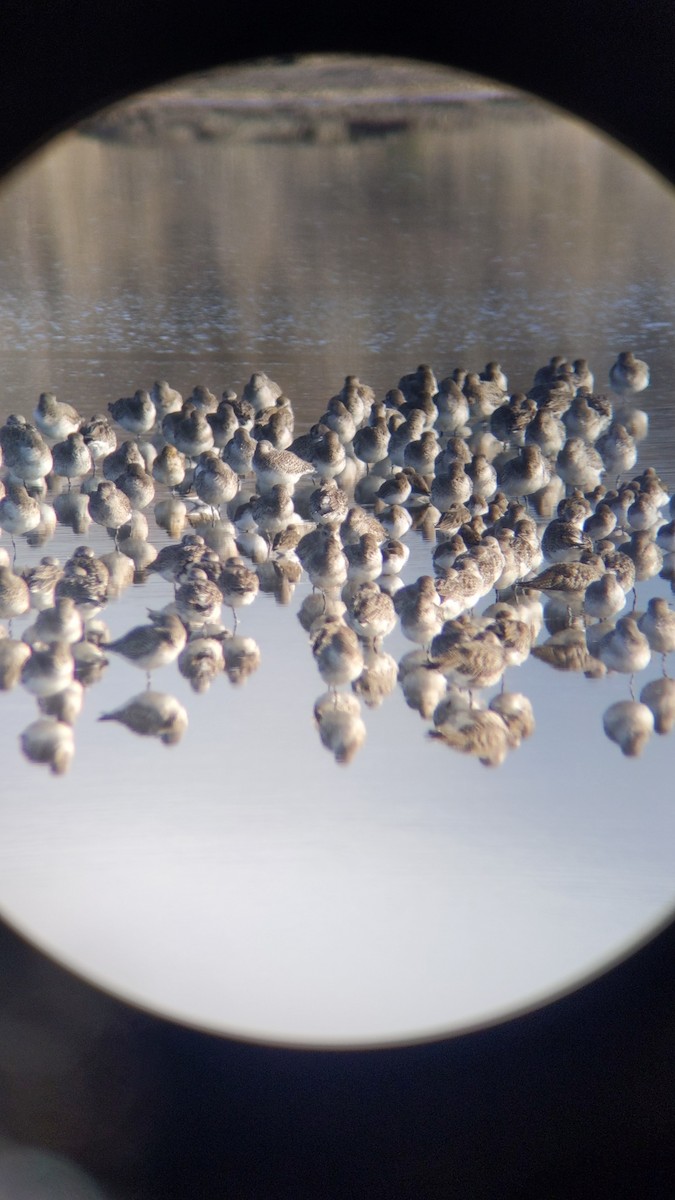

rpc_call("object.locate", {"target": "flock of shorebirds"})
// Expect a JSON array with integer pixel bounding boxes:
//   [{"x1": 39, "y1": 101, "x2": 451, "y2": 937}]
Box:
[{"x1": 0, "y1": 348, "x2": 674, "y2": 773}]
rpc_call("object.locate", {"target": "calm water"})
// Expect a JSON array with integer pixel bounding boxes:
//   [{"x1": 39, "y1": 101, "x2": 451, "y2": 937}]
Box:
[{"x1": 0, "y1": 82, "x2": 674, "y2": 1046}]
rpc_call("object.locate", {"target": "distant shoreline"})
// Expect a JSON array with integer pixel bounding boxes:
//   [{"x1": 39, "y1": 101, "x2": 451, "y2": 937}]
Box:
[{"x1": 77, "y1": 54, "x2": 526, "y2": 145}]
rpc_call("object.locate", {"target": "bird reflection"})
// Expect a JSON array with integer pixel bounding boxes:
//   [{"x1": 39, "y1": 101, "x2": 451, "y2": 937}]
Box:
[
  {"x1": 602, "y1": 700, "x2": 654, "y2": 757},
  {"x1": 20, "y1": 717, "x2": 75, "y2": 774},
  {"x1": 0, "y1": 351, "x2": 674, "y2": 777},
  {"x1": 314, "y1": 691, "x2": 366, "y2": 765},
  {"x1": 178, "y1": 633, "x2": 225, "y2": 693},
  {"x1": 99, "y1": 691, "x2": 188, "y2": 745},
  {"x1": 222, "y1": 635, "x2": 261, "y2": 686}
]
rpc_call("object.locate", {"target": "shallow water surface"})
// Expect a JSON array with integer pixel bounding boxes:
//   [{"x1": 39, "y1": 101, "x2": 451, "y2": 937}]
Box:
[{"x1": 0, "y1": 70, "x2": 674, "y2": 1045}]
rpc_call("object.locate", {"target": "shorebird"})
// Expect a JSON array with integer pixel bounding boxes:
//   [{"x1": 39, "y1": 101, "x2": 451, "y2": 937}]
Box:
[
  {"x1": 320, "y1": 397, "x2": 357, "y2": 446},
  {"x1": 0, "y1": 484, "x2": 41, "y2": 559},
  {"x1": 656, "y1": 519, "x2": 675, "y2": 553},
  {"x1": 249, "y1": 485, "x2": 297, "y2": 539},
  {"x1": 104, "y1": 611, "x2": 187, "y2": 681},
  {"x1": 393, "y1": 576, "x2": 444, "y2": 648},
  {"x1": 343, "y1": 581, "x2": 396, "y2": 645},
  {"x1": 311, "y1": 617, "x2": 364, "y2": 691},
  {"x1": 80, "y1": 413, "x2": 117, "y2": 471},
  {"x1": 609, "y1": 351, "x2": 650, "y2": 396},
  {"x1": 429, "y1": 624, "x2": 506, "y2": 692},
  {"x1": 152, "y1": 443, "x2": 187, "y2": 491},
  {"x1": 352, "y1": 417, "x2": 391, "y2": 473},
  {"x1": 490, "y1": 392, "x2": 536, "y2": 446},
  {"x1": 33, "y1": 393, "x2": 81, "y2": 441},
  {"x1": 147, "y1": 534, "x2": 208, "y2": 587},
  {"x1": 162, "y1": 403, "x2": 214, "y2": 460},
  {"x1": 527, "y1": 356, "x2": 561, "y2": 387},
  {"x1": 207, "y1": 400, "x2": 239, "y2": 449},
  {"x1": 434, "y1": 377, "x2": 471, "y2": 435},
  {"x1": 55, "y1": 546, "x2": 110, "y2": 615},
  {"x1": 99, "y1": 691, "x2": 188, "y2": 744},
  {"x1": 388, "y1": 410, "x2": 426, "y2": 469},
  {"x1": 344, "y1": 532, "x2": 383, "y2": 584},
  {"x1": 596, "y1": 421, "x2": 637, "y2": 481},
  {"x1": 541, "y1": 517, "x2": 592, "y2": 563},
  {"x1": 378, "y1": 503, "x2": 413, "y2": 540},
  {"x1": 497, "y1": 445, "x2": 551, "y2": 500},
  {"x1": 252, "y1": 439, "x2": 313, "y2": 494},
  {"x1": 0, "y1": 564, "x2": 30, "y2": 620},
  {"x1": 308, "y1": 428, "x2": 347, "y2": 481},
  {"x1": 150, "y1": 379, "x2": 183, "y2": 416},
  {"x1": 187, "y1": 384, "x2": 218, "y2": 412},
  {"x1": 20, "y1": 556, "x2": 62, "y2": 611},
  {"x1": 87, "y1": 480, "x2": 133, "y2": 544},
  {"x1": 624, "y1": 529, "x2": 663, "y2": 581},
  {"x1": 571, "y1": 358, "x2": 595, "y2": 390},
  {"x1": 1, "y1": 420, "x2": 52, "y2": 484},
  {"x1": 242, "y1": 371, "x2": 283, "y2": 415},
  {"x1": 218, "y1": 556, "x2": 259, "y2": 629},
  {"x1": 583, "y1": 502, "x2": 617, "y2": 543},
  {"x1": 462, "y1": 372, "x2": 507, "y2": 422},
  {"x1": 524, "y1": 409, "x2": 565, "y2": 458},
  {"x1": 116, "y1": 462, "x2": 156, "y2": 510},
  {"x1": 430, "y1": 463, "x2": 473, "y2": 511},
  {"x1": 484, "y1": 605, "x2": 533, "y2": 668},
  {"x1": 583, "y1": 572, "x2": 626, "y2": 621},
  {"x1": 380, "y1": 537, "x2": 411, "y2": 577},
  {"x1": 223, "y1": 427, "x2": 257, "y2": 477},
  {"x1": 626, "y1": 491, "x2": 660, "y2": 532},
  {"x1": 108, "y1": 389, "x2": 156, "y2": 436},
  {"x1": 102, "y1": 437, "x2": 145, "y2": 483},
  {"x1": 308, "y1": 479, "x2": 350, "y2": 528},
  {"x1": 403, "y1": 429, "x2": 441, "y2": 478},
  {"x1": 51, "y1": 431, "x2": 92, "y2": 488},
  {"x1": 466, "y1": 453, "x2": 498, "y2": 499},
  {"x1": 171, "y1": 567, "x2": 222, "y2": 628},
  {"x1": 480, "y1": 361, "x2": 509, "y2": 392},
  {"x1": 340, "y1": 505, "x2": 387, "y2": 545},
  {"x1": 562, "y1": 391, "x2": 612, "y2": 442},
  {"x1": 252, "y1": 402, "x2": 295, "y2": 451},
  {"x1": 299, "y1": 528, "x2": 349, "y2": 594},
  {"x1": 523, "y1": 553, "x2": 605, "y2": 610},
  {"x1": 194, "y1": 451, "x2": 239, "y2": 513},
  {"x1": 556, "y1": 437, "x2": 605, "y2": 491}
]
